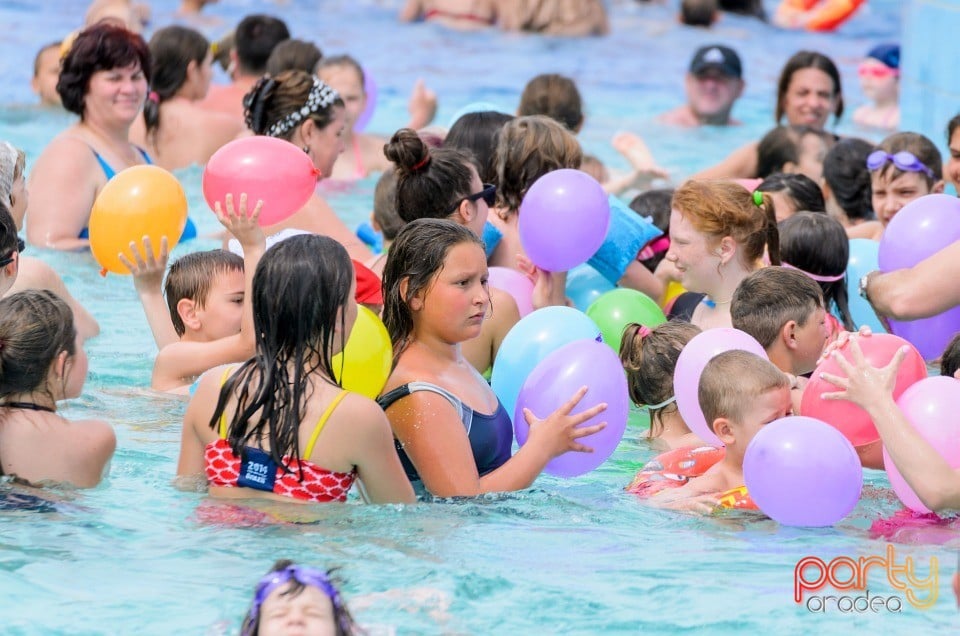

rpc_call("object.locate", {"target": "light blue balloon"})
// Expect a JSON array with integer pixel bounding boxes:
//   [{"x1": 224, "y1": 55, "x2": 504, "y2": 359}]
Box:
[
  {"x1": 490, "y1": 306, "x2": 601, "y2": 419},
  {"x1": 566, "y1": 264, "x2": 615, "y2": 312},
  {"x1": 846, "y1": 239, "x2": 887, "y2": 333}
]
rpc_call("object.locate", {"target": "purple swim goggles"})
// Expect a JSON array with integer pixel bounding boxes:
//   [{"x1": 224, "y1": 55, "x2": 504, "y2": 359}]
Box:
[
  {"x1": 243, "y1": 564, "x2": 347, "y2": 635},
  {"x1": 866, "y1": 150, "x2": 935, "y2": 179}
]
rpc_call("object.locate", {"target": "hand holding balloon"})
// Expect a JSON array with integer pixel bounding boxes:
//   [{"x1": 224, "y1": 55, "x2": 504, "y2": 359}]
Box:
[
  {"x1": 521, "y1": 386, "x2": 608, "y2": 459},
  {"x1": 818, "y1": 337, "x2": 908, "y2": 409},
  {"x1": 119, "y1": 235, "x2": 170, "y2": 293},
  {"x1": 215, "y1": 193, "x2": 265, "y2": 250}
]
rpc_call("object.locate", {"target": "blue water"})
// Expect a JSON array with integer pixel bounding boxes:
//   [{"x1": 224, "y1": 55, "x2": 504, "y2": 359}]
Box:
[{"x1": 1, "y1": 0, "x2": 957, "y2": 633}]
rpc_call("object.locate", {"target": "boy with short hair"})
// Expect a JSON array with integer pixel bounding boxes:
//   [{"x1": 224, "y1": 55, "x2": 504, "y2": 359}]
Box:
[
  {"x1": 31, "y1": 42, "x2": 62, "y2": 107},
  {"x1": 125, "y1": 196, "x2": 265, "y2": 393},
  {"x1": 848, "y1": 131, "x2": 944, "y2": 240},
  {"x1": 653, "y1": 350, "x2": 792, "y2": 512}
]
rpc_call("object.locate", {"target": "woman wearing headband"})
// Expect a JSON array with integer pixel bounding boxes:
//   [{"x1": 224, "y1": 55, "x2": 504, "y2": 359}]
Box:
[{"x1": 243, "y1": 70, "x2": 371, "y2": 259}]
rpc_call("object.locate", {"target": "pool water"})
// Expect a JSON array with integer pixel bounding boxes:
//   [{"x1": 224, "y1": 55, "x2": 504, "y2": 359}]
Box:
[{"x1": 1, "y1": 1, "x2": 957, "y2": 634}]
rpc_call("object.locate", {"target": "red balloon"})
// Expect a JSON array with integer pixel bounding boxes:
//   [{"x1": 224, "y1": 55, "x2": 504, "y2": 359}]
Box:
[
  {"x1": 202, "y1": 136, "x2": 320, "y2": 226},
  {"x1": 801, "y1": 333, "x2": 927, "y2": 447}
]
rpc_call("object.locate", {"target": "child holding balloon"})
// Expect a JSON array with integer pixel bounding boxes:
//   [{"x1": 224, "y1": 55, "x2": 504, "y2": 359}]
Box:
[
  {"x1": 648, "y1": 350, "x2": 792, "y2": 513},
  {"x1": 177, "y1": 233, "x2": 415, "y2": 505},
  {"x1": 378, "y1": 218, "x2": 608, "y2": 497}
]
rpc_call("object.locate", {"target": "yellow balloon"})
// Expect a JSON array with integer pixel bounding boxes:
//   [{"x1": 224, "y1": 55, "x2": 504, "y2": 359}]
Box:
[
  {"x1": 333, "y1": 306, "x2": 392, "y2": 399},
  {"x1": 89, "y1": 165, "x2": 188, "y2": 275},
  {"x1": 662, "y1": 281, "x2": 687, "y2": 308}
]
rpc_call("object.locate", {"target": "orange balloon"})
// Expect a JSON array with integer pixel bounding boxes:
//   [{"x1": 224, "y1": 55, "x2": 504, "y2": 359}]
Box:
[{"x1": 89, "y1": 165, "x2": 188, "y2": 275}]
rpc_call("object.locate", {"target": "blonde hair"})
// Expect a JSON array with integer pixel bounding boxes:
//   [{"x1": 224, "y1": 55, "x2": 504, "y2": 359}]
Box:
[
  {"x1": 698, "y1": 350, "x2": 788, "y2": 429},
  {"x1": 672, "y1": 180, "x2": 781, "y2": 266}
]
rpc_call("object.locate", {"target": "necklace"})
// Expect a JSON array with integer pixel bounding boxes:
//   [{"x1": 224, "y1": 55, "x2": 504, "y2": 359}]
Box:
[
  {"x1": 1, "y1": 401, "x2": 56, "y2": 413},
  {"x1": 701, "y1": 296, "x2": 732, "y2": 309}
]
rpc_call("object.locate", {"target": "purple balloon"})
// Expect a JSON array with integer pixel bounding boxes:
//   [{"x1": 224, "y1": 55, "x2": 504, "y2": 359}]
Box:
[
  {"x1": 673, "y1": 328, "x2": 768, "y2": 447},
  {"x1": 514, "y1": 338, "x2": 628, "y2": 478},
  {"x1": 744, "y1": 416, "x2": 862, "y2": 527},
  {"x1": 878, "y1": 194, "x2": 960, "y2": 359},
  {"x1": 884, "y1": 376, "x2": 960, "y2": 512},
  {"x1": 518, "y1": 169, "x2": 610, "y2": 272},
  {"x1": 353, "y1": 67, "x2": 377, "y2": 132},
  {"x1": 487, "y1": 266, "x2": 534, "y2": 317}
]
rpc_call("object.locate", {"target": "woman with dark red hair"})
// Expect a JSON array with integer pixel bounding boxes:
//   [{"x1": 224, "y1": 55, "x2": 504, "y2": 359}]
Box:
[{"x1": 27, "y1": 22, "x2": 152, "y2": 250}]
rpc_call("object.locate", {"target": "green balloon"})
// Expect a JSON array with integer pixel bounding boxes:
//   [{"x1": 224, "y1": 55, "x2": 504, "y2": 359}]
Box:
[{"x1": 586, "y1": 288, "x2": 666, "y2": 352}]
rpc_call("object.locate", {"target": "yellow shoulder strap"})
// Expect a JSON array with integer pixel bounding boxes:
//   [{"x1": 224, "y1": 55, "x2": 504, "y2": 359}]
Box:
[
  {"x1": 303, "y1": 390, "x2": 349, "y2": 459},
  {"x1": 217, "y1": 366, "x2": 235, "y2": 439}
]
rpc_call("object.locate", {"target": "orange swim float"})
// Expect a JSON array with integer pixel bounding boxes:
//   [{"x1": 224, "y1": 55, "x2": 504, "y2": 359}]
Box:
[{"x1": 777, "y1": 0, "x2": 865, "y2": 31}]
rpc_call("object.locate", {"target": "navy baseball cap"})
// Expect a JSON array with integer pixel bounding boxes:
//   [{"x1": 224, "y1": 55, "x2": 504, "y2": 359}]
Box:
[{"x1": 689, "y1": 45, "x2": 742, "y2": 79}]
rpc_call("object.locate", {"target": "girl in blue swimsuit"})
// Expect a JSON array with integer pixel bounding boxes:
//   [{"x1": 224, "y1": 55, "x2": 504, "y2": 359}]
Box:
[{"x1": 378, "y1": 218, "x2": 608, "y2": 497}]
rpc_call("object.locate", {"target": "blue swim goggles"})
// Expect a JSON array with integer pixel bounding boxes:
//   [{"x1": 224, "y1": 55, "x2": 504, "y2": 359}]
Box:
[
  {"x1": 866, "y1": 150, "x2": 935, "y2": 179},
  {"x1": 244, "y1": 564, "x2": 347, "y2": 635}
]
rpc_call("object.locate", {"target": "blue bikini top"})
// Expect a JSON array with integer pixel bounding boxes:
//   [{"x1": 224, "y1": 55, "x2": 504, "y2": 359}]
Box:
[{"x1": 377, "y1": 381, "x2": 513, "y2": 483}]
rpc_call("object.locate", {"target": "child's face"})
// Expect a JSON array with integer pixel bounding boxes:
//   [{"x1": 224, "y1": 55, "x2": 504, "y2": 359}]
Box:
[
  {"x1": 32, "y1": 47, "x2": 61, "y2": 107},
  {"x1": 318, "y1": 64, "x2": 365, "y2": 132},
  {"x1": 195, "y1": 269, "x2": 245, "y2": 341},
  {"x1": 871, "y1": 169, "x2": 931, "y2": 226},
  {"x1": 416, "y1": 242, "x2": 490, "y2": 343},
  {"x1": 666, "y1": 209, "x2": 719, "y2": 291},
  {"x1": 946, "y1": 127, "x2": 960, "y2": 194},
  {"x1": 858, "y1": 59, "x2": 899, "y2": 103},
  {"x1": 725, "y1": 385, "x2": 792, "y2": 449},
  {"x1": 258, "y1": 583, "x2": 337, "y2": 636},
  {"x1": 793, "y1": 306, "x2": 829, "y2": 375}
]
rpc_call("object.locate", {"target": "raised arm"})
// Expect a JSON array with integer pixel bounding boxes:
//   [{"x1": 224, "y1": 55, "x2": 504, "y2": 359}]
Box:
[
  {"x1": 691, "y1": 141, "x2": 759, "y2": 181},
  {"x1": 119, "y1": 236, "x2": 178, "y2": 349}
]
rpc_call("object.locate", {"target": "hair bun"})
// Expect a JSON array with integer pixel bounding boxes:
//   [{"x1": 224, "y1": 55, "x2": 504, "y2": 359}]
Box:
[{"x1": 384, "y1": 128, "x2": 430, "y2": 175}]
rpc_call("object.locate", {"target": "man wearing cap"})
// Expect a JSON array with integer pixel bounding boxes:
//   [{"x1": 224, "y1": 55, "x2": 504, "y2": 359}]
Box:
[{"x1": 660, "y1": 44, "x2": 745, "y2": 127}]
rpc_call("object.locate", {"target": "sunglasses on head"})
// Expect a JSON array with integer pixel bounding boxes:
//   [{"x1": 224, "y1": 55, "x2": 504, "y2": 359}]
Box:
[
  {"x1": 866, "y1": 150, "x2": 935, "y2": 179},
  {"x1": 858, "y1": 64, "x2": 898, "y2": 79},
  {"x1": 0, "y1": 237, "x2": 25, "y2": 268},
  {"x1": 450, "y1": 184, "x2": 496, "y2": 214}
]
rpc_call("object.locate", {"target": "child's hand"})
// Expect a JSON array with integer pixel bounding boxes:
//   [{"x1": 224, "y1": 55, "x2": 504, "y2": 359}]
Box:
[
  {"x1": 215, "y1": 193, "x2": 265, "y2": 249},
  {"x1": 118, "y1": 235, "x2": 169, "y2": 292},
  {"x1": 517, "y1": 254, "x2": 568, "y2": 308},
  {"x1": 408, "y1": 79, "x2": 438, "y2": 130},
  {"x1": 522, "y1": 386, "x2": 607, "y2": 459},
  {"x1": 817, "y1": 325, "x2": 872, "y2": 366},
  {"x1": 819, "y1": 337, "x2": 907, "y2": 409},
  {"x1": 612, "y1": 132, "x2": 669, "y2": 180}
]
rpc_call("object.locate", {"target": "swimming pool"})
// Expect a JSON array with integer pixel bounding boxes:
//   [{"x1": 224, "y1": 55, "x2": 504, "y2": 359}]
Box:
[{"x1": 2, "y1": 0, "x2": 956, "y2": 633}]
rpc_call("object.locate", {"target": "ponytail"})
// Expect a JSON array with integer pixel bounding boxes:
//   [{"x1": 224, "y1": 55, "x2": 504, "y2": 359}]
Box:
[{"x1": 753, "y1": 190, "x2": 781, "y2": 265}]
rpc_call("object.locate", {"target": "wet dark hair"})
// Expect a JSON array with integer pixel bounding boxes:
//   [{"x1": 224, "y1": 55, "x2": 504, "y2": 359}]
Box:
[
  {"x1": 209, "y1": 235, "x2": 354, "y2": 473},
  {"x1": 382, "y1": 219, "x2": 484, "y2": 356},
  {"x1": 517, "y1": 73, "x2": 584, "y2": 132},
  {"x1": 384, "y1": 128, "x2": 476, "y2": 224},
  {"x1": 756, "y1": 125, "x2": 834, "y2": 179},
  {"x1": 757, "y1": 173, "x2": 826, "y2": 213},
  {"x1": 619, "y1": 321, "x2": 701, "y2": 437},
  {"x1": 164, "y1": 250, "x2": 244, "y2": 337},
  {"x1": 0, "y1": 290, "x2": 76, "y2": 402},
  {"x1": 940, "y1": 333, "x2": 960, "y2": 378},
  {"x1": 775, "y1": 51, "x2": 843, "y2": 125},
  {"x1": 241, "y1": 559, "x2": 357, "y2": 636},
  {"x1": 234, "y1": 14, "x2": 290, "y2": 75},
  {"x1": 58, "y1": 22, "x2": 151, "y2": 117},
  {"x1": 778, "y1": 211, "x2": 854, "y2": 330},
  {"x1": 244, "y1": 70, "x2": 344, "y2": 140},
  {"x1": 445, "y1": 111, "x2": 515, "y2": 186},
  {"x1": 822, "y1": 137, "x2": 874, "y2": 222},
  {"x1": 265, "y1": 39, "x2": 323, "y2": 76},
  {"x1": 143, "y1": 26, "x2": 209, "y2": 144}
]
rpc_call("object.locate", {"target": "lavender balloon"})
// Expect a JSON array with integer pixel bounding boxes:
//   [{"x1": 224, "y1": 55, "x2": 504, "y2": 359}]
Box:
[
  {"x1": 514, "y1": 339, "x2": 628, "y2": 478},
  {"x1": 352, "y1": 66, "x2": 378, "y2": 132},
  {"x1": 519, "y1": 169, "x2": 610, "y2": 272},
  {"x1": 878, "y1": 194, "x2": 960, "y2": 359},
  {"x1": 744, "y1": 416, "x2": 862, "y2": 527},
  {"x1": 884, "y1": 376, "x2": 960, "y2": 512},
  {"x1": 673, "y1": 328, "x2": 768, "y2": 447}
]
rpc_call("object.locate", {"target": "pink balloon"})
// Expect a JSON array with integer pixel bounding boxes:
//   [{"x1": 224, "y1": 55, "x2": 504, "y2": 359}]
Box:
[
  {"x1": 487, "y1": 267, "x2": 534, "y2": 317},
  {"x1": 883, "y1": 376, "x2": 960, "y2": 512},
  {"x1": 203, "y1": 137, "x2": 319, "y2": 227},
  {"x1": 673, "y1": 328, "x2": 769, "y2": 447},
  {"x1": 518, "y1": 169, "x2": 610, "y2": 272}
]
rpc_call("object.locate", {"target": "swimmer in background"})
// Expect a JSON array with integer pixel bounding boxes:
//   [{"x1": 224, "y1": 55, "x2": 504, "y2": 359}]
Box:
[
  {"x1": 240, "y1": 560, "x2": 359, "y2": 635},
  {"x1": 31, "y1": 42, "x2": 62, "y2": 108},
  {"x1": 680, "y1": 0, "x2": 719, "y2": 27},
  {"x1": 400, "y1": 0, "x2": 499, "y2": 29},
  {"x1": 317, "y1": 55, "x2": 437, "y2": 181},
  {"x1": 0, "y1": 290, "x2": 115, "y2": 488},
  {"x1": 848, "y1": 132, "x2": 944, "y2": 241},
  {"x1": 650, "y1": 350, "x2": 792, "y2": 513},
  {"x1": 84, "y1": 0, "x2": 150, "y2": 33},
  {"x1": 852, "y1": 44, "x2": 900, "y2": 131},
  {"x1": 198, "y1": 14, "x2": 290, "y2": 121},
  {"x1": 619, "y1": 321, "x2": 704, "y2": 450},
  {"x1": 756, "y1": 126, "x2": 834, "y2": 185},
  {"x1": 499, "y1": 0, "x2": 610, "y2": 36},
  {"x1": 125, "y1": 194, "x2": 264, "y2": 393},
  {"x1": 660, "y1": 45, "x2": 744, "y2": 127}
]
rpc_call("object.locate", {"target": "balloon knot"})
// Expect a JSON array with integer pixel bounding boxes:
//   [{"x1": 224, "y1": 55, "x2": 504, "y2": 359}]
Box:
[{"x1": 100, "y1": 268, "x2": 108, "y2": 278}]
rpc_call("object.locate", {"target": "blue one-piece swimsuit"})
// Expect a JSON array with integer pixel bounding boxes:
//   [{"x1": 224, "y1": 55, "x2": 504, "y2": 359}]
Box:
[
  {"x1": 80, "y1": 147, "x2": 196, "y2": 241},
  {"x1": 377, "y1": 382, "x2": 514, "y2": 483}
]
